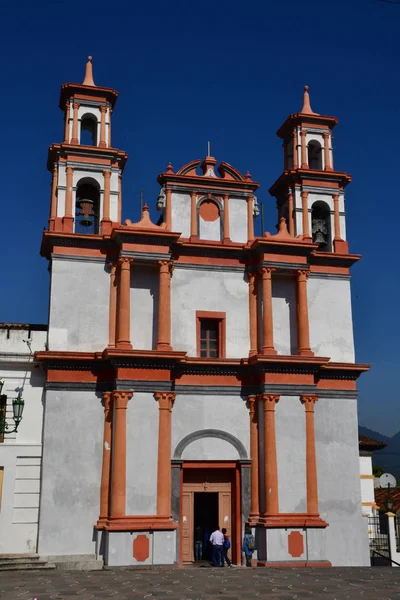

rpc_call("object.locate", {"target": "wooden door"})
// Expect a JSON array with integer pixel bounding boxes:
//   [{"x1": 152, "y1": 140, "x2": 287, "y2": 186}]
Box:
[
  {"x1": 218, "y1": 491, "x2": 232, "y2": 538},
  {"x1": 182, "y1": 491, "x2": 194, "y2": 563}
]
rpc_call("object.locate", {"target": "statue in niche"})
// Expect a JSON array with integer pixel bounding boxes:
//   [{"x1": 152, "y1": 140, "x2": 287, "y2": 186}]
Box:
[
  {"x1": 156, "y1": 187, "x2": 166, "y2": 211},
  {"x1": 312, "y1": 217, "x2": 328, "y2": 246}
]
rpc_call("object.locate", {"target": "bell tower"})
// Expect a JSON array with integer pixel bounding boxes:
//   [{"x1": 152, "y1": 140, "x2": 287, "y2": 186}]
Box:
[
  {"x1": 47, "y1": 57, "x2": 127, "y2": 235},
  {"x1": 269, "y1": 86, "x2": 351, "y2": 254}
]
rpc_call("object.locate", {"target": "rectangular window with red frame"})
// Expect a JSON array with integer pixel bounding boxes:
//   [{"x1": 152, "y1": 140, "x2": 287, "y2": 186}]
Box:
[{"x1": 196, "y1": 311, "x2": 226, "y2": 359}]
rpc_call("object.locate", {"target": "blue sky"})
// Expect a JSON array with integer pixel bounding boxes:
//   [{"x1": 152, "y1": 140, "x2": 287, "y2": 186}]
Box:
[{"x1": 0, "y1": 0, "x2": 398, "y2": 435}]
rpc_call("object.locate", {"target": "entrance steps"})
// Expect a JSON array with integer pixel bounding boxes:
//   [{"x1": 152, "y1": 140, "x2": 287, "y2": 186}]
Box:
[
  {"x1": 40, "y1": 554, "x2": 103, "y2": 571},
  {"x1": 0, "y1": 554, "x2": 56, "y2": 571}
]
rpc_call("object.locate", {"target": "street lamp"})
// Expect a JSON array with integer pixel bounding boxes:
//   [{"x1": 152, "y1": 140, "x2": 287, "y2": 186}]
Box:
[
  {"x1": 386, "y1": 483, "x2": 394, "y2": 512},
  {"x1": 0, "y1": 379, "x2": 25, "y2": 436}
]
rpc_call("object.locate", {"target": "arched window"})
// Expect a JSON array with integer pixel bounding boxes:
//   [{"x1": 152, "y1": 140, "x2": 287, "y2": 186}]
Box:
[
  {"x1": 75, "y1": 179, "x2": 100, "y2": 234},
  {"x1": 308, "y1": 140, "x2": 323, "y2": 170},
  {"x1": 311, "y1": 201, "x2": 331, "y2": 252},
  {"x1": 80, "y1": 114, "x2": 98, "y2": 146}
]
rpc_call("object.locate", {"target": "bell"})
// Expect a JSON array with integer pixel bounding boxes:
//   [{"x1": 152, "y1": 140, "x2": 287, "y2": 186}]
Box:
[
  {"x1": 79, "y1": 214, "x2": 93, "y2": 227},
  {"x1": 314, "y1": 231, "x2": 326, "y2": 245}
]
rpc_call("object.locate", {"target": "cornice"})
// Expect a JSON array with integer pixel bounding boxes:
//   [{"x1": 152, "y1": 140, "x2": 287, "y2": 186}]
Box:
[{"x1": 269, "y1": 169, "x2": 351, "y2": 197}]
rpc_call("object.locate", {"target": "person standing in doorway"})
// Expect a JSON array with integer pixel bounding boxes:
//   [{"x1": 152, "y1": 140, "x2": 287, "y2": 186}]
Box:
[
  {"x1": 220, "y1": 528, "x2": 232, "y2": 567},
  {"x1": 194, "y1": 525, "x2": 202, "y2": 561},
  {"x1": 242, "y1": 524, "x2": 256, "y2": 567},
  {"x1": 209, "y1": 526, "x2": 224, "y2": 567}
]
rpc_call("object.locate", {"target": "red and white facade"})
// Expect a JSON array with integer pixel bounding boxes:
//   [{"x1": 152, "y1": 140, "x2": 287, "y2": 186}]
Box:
[{"x1": 0, "y1": 60, "x2": 370, "y2": 567}]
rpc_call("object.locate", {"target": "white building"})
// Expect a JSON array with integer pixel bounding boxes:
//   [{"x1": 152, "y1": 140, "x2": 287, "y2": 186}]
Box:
[{"x1": 0, "y1": 58, "x2": 371, "y2": 568}]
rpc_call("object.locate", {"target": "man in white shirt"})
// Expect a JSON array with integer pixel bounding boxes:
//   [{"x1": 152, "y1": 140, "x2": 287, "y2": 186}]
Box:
[{"x1": 209, "y1": 526, "x2": 224, "y2": 567}]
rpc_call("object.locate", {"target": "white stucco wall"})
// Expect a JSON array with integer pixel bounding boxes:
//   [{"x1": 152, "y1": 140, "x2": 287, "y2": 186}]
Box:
[
  {"x1": 315, "y1": 396, "x2": 370, "y2": 566},
  {"x1": 171, "y1": 192, "x2": 190, "y2": 237},
  {"x1": 199, "y1": 216, "x2": 221, "y2": 241},
  {"x1": 308, "y1": 277, "x2": 355, "y2": 362},
  {"x1": 171, "y1": 267, "x2": 249, "y2": 357},
  {"x1": 126, "y1": 393, "x2": 158, "y2": 515},
  {"x1": 272, "y1": 275, "x2": 297, "y2": 355},
  {"x1": 48, "y1": 258, "x2": 109, "y2": 351},
  {"x1": 229, "y1": 197, "x2": 247, "y2": 243},
  {"x1": 359, "y1": 455, "x2": 375, "y2": 516},
  {"x1": 275, "y1": 396, "x2": 307, "y2": 513},
  {"x1": 130, "y1": 268, "x2": 158, "y2": 351},
  {"x1": 172, "y1": 394, "x2": 249, "y2": 460},
  {"x1": 0, "y1": 328, "x2": 46, "y2": 554},
  {"x1": 38, "y1": 390, "x2": 103, "y2": 556}
]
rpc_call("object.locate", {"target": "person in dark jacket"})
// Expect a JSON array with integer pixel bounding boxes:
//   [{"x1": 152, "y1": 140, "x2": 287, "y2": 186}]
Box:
[
  {"x1": 242, "y1": 524, "x2": 255, "y2": 567},
  {"x1": 220, "y1": 528, "x2": 232, "y2": 567}
]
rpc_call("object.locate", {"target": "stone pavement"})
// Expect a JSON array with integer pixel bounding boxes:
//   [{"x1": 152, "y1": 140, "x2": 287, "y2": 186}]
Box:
[{"x1": 1, "y1": 567, "x2": 400, "y2": 600}]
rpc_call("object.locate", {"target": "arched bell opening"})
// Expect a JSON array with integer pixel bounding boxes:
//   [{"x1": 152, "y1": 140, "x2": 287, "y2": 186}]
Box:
[
  {"x1": 75, "y1": 179, "x2": 100, "y2": 234},
  {"x1": 308, "y1": 140, "x2": 323, "y2": 170},
  {"x1": 80, "y1": 114, "x2": 98, "y2": 146},
  {"x1": 311, "y1": 201, "x2": 331, "y2": 252}
]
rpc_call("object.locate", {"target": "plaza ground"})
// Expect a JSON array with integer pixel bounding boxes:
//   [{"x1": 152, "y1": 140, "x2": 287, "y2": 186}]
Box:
[{"x1": 1, "y1": 567, "x2": 400, "y2": 600}]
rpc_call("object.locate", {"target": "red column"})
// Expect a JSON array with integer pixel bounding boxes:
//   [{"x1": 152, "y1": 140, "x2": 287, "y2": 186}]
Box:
[
  {"x1": 116, "y1": 258, "x2": 132, "y2": 349},
  {"x1": 333, "y1": 193, "x2": 341, "y2": 240},
  {"x1": 247, "y1": 196, "x2": 254, "y2": 241},
  {"x1": 165, "y1": 188, "x2": 172, "y2": 230},
  {"x1": 64, "y1": 102, "x2": 70, "y2": 143},
  {"x1": 156, "y1": 260, "x2": 172, "y2": 351},
  {"x1": 323, "y1": 132, "x2": 332, "y2": 171},
  {"x1": 261, "y1": 267, "x2": 277, "y2": 355},
  {"x1": 300, "y1": 130, "x2": 308, "y2": 169},
  {"x1": 108, "y1": 262, "x2": 117, "y2": 348},
  {"x1": 102, "y1": 170, "x2": 112, "y2": 235},
  {"x1": 288, "y1": 190, "x2": 294, "y2": 236},
  {"x1": 301, "y1": 190, "x2": 311, "y2": 240},
  {"x1": 292, "y1": 129, "x2": 298, "y2": 169},
  {"x1": 99, "y1": 106, "x2": 107, "y2": 147},
  {"x1": 98, "y1": 392, "x2": 113, "y2": 524},
  {"x1": 190, "y1": 191, "x2": 197, "y2": 238},
  {"x1": 262, "y1": 394, "x2": 280, "y2": 516},
  {"x1": 109, "y1": 390, "x2": 133, "y2": 518},
  {"x1": 49, "y1": 164, "x2": 58, "y2": 230},
  {"x1": 71, "y1": 102, "x2": 79, "y2": 144},
  {"x1": 301, "y1": 395, "x2": 320, "y2": 516},
  {"x1": 223, "y1": 194, "x2": 230, "y2": 241},
  {"x1": 63, "y1": 166, "x2": 74, "y2": 233},
  {"x1": 296, "y1": 270, "x2": 313, "y2": 357},
  {"x1": 248, "y1": 396, "x2": 259, "y2": 519},
  {"x1": 154, "y1": 392, "x2": 176, "y2": 516},
  {"x1": 248, "y1": 272, "x2": 258, "y2": 356}
]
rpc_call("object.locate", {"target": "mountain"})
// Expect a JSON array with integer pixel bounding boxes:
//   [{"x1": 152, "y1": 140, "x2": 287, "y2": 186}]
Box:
[{"x1": 358, "y1": 426, "x2": 391, "y2": 445}]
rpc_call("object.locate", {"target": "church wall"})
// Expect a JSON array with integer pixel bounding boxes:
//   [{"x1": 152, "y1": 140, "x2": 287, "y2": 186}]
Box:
[
  {"x1": 229, "y1": 197, "x2": 247, "y2": 243},
  {"x1": 275, "y1": 396, "x2": 307, "y2": 513},
  {"x1": 0, "y1": 328, "x2": 46, "y2": 554},
  {"x1": 171, "y1": 192, "x2": 190, "y2": 238},
  {"x1": 172, "y1": 394, "x2": 249, "y2": 460},
  {"x1": 126, "y1": 392, "x2": 158, "y2": 515},
  {"x1": 48, "y1": 257, "x2": 109, "y2": 351},
  {"x1": 171, "y1": 268, "x2": 249, "y2": 358},
  {"x1": 38, "y1": 389, "x2": 103, "y2": 556},
  {"x1": 272, "y1": 275, "x2": 297, "y2": 355},
  {"x1": 315, "y1": 396, "x2": 370, "y2": 566},
  {"x1": 199, "y1": 215, "x2": 221, "y2": 241},
  {"x1": 308, "y1": 276, "x2": 355, "y2": 362},
  {"x1": 130, "y1": 267, "x2": 158, "y2": 351}
]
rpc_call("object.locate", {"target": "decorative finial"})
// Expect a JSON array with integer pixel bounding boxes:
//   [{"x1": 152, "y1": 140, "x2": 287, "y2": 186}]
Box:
[
  {"x1": 83, "y1": 56, "x2": 96, "y2": 87},
  {"x1": 166, "y1": 162, "x2": 174, "y2": 173},
  {"x1": 301, "y1": 85, "x2": 318, "y2": 115},
  {"x1": 245, "y1": 171, "x2": 252, "y2": 181},
  {"x1": 143, "y1": 203, "x2": 149, "y2": 212}
]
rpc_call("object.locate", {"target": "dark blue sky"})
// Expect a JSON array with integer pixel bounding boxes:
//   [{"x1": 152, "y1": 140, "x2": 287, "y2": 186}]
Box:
[{"x1": 0, "y1": 0, "x2": 398, "y2": 435}]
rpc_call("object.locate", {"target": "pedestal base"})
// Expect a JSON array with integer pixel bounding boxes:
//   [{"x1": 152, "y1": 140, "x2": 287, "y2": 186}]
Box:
[
  {"x1": 253, "y1": 525, "x2": 329, "y2": 566},
  {"x1": 101, "y1": 529, "x2": 177, "y2": 567}
]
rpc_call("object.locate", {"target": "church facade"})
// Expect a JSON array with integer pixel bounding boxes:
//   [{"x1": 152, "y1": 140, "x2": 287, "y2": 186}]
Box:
[{"x1": 0, "y1": 58, "x2": 370, "y2": 567}]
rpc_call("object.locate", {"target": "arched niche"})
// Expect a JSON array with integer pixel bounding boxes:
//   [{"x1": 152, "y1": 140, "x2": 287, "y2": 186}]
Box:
[
  {"x1": 80, "y1": 113, "x2": 98, "y2": 146},
  {"x1": 173, "y1": 429, "x2": 248, "y2": 461},
  {"x1": 308, "y1": 140, "x2": 323, "y2": 170},
  {"x1": 75, "y1": 177, "x2": 100, "y2": 234},
  {"x1": 311, "y1": 200, "x2": 331, "y2": 252},
  {"x1": 197, "y1": 197, "x2": 223, "y2": 241}
]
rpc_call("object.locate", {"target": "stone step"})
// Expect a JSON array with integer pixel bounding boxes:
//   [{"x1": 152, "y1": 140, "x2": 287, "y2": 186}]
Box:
[
  {"x1": 40, "y1": 554, "x2": 103, "y2": 571},
  {"x1": 0, "y1": 562, "x2": 56, "y2": 571},
  {"x1": 0, "y1": 554, "x2": 39, "y2": 560}
]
